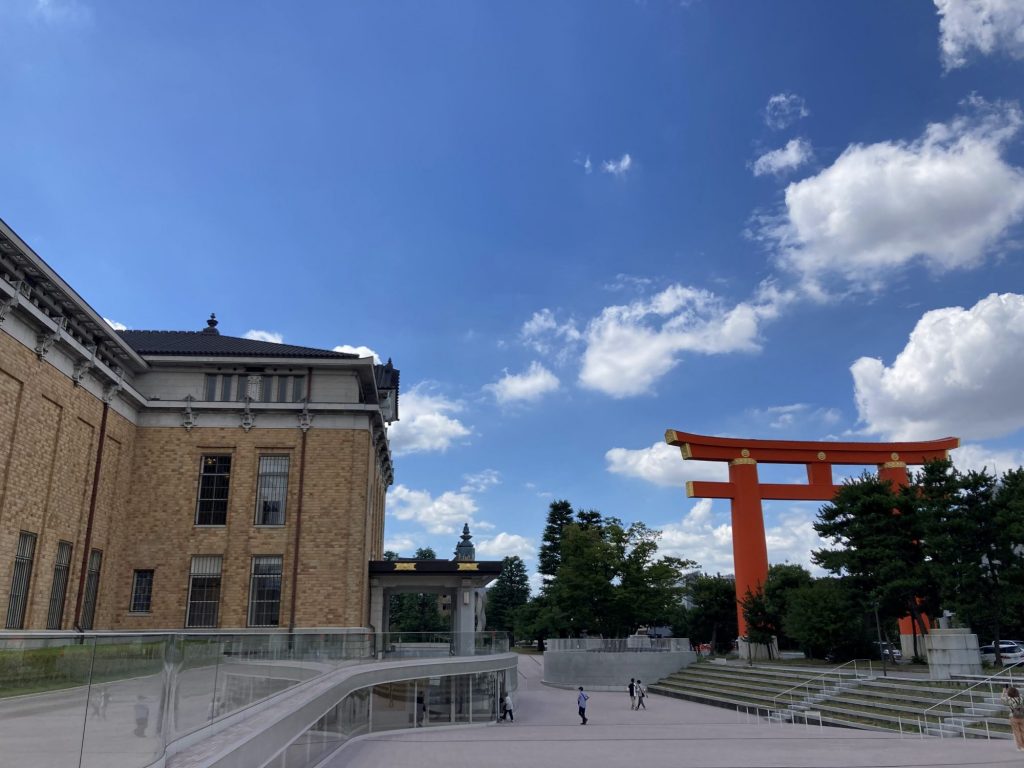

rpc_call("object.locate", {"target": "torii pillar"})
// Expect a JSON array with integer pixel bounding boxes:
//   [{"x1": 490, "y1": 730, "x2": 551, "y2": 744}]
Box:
[{"x1": 664, "y1": 430, "x2": 959, "y2": 642}]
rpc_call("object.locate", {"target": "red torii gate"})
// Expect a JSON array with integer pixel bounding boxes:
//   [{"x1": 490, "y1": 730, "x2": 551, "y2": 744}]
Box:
[{"x1": 664, "y1": 430, "x2": 960, "y2": 637}]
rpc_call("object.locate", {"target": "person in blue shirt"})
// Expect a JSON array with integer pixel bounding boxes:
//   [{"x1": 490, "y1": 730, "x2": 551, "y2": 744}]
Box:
[{"x1": 577, "y1": 686, "x2": 589, "y2": 725}]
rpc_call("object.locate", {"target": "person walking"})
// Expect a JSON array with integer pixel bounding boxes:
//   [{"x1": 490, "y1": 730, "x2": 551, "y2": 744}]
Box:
[
  {"x1": 577, "y1": 686, "x2": 589, "y2": 725},
  {"x1": 503, "y1": 692, "x2": 514, "y2": 722},
  {"x1": 628, "y1": 678, "x2": 637, "y2": 710},
  {"x1": 1002, "y1": 684, "x2": 1024, "y2": 751},
  {"x1": 635, "y1": 679, "x2": 647, "y2": 710}
]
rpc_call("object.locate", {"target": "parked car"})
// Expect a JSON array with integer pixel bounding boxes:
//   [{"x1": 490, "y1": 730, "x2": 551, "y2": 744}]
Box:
[
  {"x1": 979, "y1": 641, "x2": 1024, "y2": 664},
  {"x1": 874, "y1": 641, "x2": 902, "y2": 661}
]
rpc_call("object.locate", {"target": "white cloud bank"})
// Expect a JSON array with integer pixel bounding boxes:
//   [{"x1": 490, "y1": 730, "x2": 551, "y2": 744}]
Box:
[
  {"x1": 952, "y1": 443, "x2": 1024, "y2": 476},
  {"x1": 486, "y1": 362, "x2": 559, "y2": 404},
  {"x1": 764, "y1": 93, "x2": 809, "y2": 130},
  {"x1": 333, "y1": 344, "x2": 381, "y2": 363},
  {"x1": 658, "y1": 499, "x2": 826, "y2": 575},
  {"x1": 605, "y1": 441, "x2": 728, "y2": 487},
  {"x1": 387, "y1": 485, "x2": 482, "y2": 535},
  {"x1": 475, "y1": 532, "x2": 536, "y2": 561},
  {"x1": 852, "y1": 293, "x2": 1024, "y2": 441},
  {"x1": 935, "y1": 0, "x2": 1024, "y2": 70},
  {"x1": 578, "y1": 282, "x2": 789, "y2": 397},
  {"x1": 752, "y1": 138, "x2": 812, "y2": 177},
  {"x1": 244, "y1": 329, "x2": 284, "y2": 344},
  {"x1": 766, "y1": 99, "x2": 1024, "y2": 295},
  {"x1": 387, "y1": 385, "x2": 471, "y2": 456},
  {"x1": 602, "y1": 153, "x2": 633, "y2": 176},
  {"x1": 103, "y1": 317, "x2": 127, "y2": 331}
]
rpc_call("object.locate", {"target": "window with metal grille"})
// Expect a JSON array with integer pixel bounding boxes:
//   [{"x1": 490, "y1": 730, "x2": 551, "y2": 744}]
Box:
[
  {"x1": 254, "y1": 456, "x2": 290, "y2": 525},
  {"x1": 196, "y1": 455, "x2": 231, "y2": 526},
  {"x1": 130, "y1": 570, "x2": 154, "y2": 613},
  {"x1": 203, "y1": 374, "x2": 305, "y2": 403},
  {"x1": 247, "y1": 555, "x2": 283, "y2": 627},
  {"x1": 79, "y1": 549, "x2": 103, "y2": 630},
  {"x1": 186, "y1": 556, "x2": 222, "y2": 628},
  {"x1": 5, "y1": 532, "x2": 37, "y2": 629},
  {"x1": 46, "y1": 541, "x2": 73, "y2": 630}
]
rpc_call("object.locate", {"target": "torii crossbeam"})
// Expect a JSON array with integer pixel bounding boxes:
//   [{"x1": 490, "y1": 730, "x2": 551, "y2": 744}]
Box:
[{"x1": 664, "y1": 430, "x2": 960, "y2": 637}]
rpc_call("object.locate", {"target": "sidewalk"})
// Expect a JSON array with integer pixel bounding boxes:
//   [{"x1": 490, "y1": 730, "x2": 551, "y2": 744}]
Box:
[{"x1": 331, "y1": 654, "x2": 1021, "y2": 768}]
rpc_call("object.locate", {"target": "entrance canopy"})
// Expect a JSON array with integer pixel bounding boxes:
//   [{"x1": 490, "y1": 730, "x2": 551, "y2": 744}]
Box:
[{"x1": 368, "y1": 558, "x2": 503, "y2": 654}]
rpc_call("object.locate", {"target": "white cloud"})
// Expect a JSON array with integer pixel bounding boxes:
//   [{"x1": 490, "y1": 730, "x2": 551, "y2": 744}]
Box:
[
  {"x1": 602, "y1": 153, "x2": 633, "y2": 176},
  {"x1": 852, "y1": 293, "x2": 1024, "y2": 441},
  {"x1": 748, "y1": 403, "x2": 842, "y2": 430},
  {"x1": 332, "y1": 344, "x2": 381, "y2": 363},
  {"x1": 578, "y1": 282, "x2": 790, "y2": 397},
  {"x1": 766, "y1": 99, "x2": 1024, "y2": 296},
  {"x1": 32, "y1": 0, "x2": 91, "y2": 24},
  {"x1": 658, "y1": 499, "x2": 734, "y2": 573},
  {"x1": 752, "y1": 138, "x2": 813, "y2": 177},
  {"x1": 575, "y1": 154, "x2": 593, "y2": 174},
  {"x1": 605, "y1": 441, "x2": 728, "y2": 487},
  {"x1": 520, "y1": 309, "x2": 582, "y2": 359},
  {"x1": 461, "y1": 469, "x2": 501, "y2": 493},
  {"x1": 244, "y1": 329, "x2": 284, "y2": 344},
  {"x1": 476, "y1": 533, "x2": 536, "y2": 561},
  {"x1": 103, "y1": 317, "x2": 127, "y2": 331},
  {"x1": 658, "y1": 500, "x2": 826, "y2": 575},
  {"x1": 486, "y1": 362, "x2": 560, "y2": 404},
  {"x1": 952, "y1": 443, "x2": 1024, "y2": 475},
  {"x1": 387, "y1": 484, "x2": 481, "y2": 535},
  {"x1": 383, "y1": 535, "x2": 418, "y2": 555},
  {"x1": 935, "y1": 0, "x2": 1024, "y2": 70},
  {"x1": 387, "y1": 384, "x2": 471, "y2": 456},
  {"x1": 764, "y1": 93, "x2": 809, "y2": 130}
]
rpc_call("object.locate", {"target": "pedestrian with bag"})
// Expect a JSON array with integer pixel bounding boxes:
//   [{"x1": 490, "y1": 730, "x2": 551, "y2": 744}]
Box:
[
  {"x1": 1002, "y1": 684, "x2": 1024, "y2": 751},
  {"x1": 635, "y1": 679, "x2": 647, "y2": 710},
  {"x1": 628, "y1": 678, "x2": 636, "y2": 710},
  {"x1": 577, "y1": 686, "x2": 589, "y2": 725}
]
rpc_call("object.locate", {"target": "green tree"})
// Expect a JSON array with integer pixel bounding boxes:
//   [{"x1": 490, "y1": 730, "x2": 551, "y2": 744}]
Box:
[
  {"x1": 783, "y1": 578, "x2": 871, "y2": 660},
  {"x1": 684, "y1": 575, "x2": 737, "y2": 653},
  {"x1": 922, "y1": 462, "x2": 1024, "y2": 664},
  {"x1": 613, "y1": 522, "x2": 695, "y2": 634},
  {"x1": 763, "y1": 564, "x2": 813, "y2": 650},
  {"x1": 544, "y1": 521, "x2": 619, "y2": 635},
  {"x1": 538, "y1": 500, "x2": 574, "y2": 585},
  {"x1": 740, "y1": 586, "x2": 775, "y2": 659},
  {"x1": 812, "y1": 473, "x2": 935, "y2": 657},
  {"x1": 487, "y1": 556, "x2": 531, "y2": 640}
]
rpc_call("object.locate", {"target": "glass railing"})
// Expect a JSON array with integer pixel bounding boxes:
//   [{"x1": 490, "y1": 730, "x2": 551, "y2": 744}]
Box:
[{"x1": 0, "y1": 629, "x2": 508, "y2": 768}]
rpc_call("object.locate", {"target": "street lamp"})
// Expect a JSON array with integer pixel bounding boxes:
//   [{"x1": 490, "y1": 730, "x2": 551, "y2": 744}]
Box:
[{"x1": 873, "y1": 602, "x2": 887, "y2": 677}]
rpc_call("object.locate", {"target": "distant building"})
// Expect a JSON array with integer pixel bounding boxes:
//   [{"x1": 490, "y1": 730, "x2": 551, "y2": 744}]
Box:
[{"x1": 0, "y1": 219, "x2": 398, "y2": 631}]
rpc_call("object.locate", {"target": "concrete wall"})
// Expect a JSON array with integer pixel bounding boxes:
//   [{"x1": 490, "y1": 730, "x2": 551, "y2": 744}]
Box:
[
  {"x1": 543, "y1": 650, "x2": 697, "y2": 691},
  {"x1": 925, "y1": 628, "x2": 982, "y2": 679}
]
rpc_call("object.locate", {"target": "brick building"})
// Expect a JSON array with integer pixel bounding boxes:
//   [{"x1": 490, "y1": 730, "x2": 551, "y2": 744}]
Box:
[{"x1": 0, "y1": 218, "x2": 398, "y2": 631}]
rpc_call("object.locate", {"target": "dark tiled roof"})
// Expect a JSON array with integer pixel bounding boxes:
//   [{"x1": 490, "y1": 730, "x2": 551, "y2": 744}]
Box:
[{"x1": 117, "y1": 330, "x2": 359, "y2": 359}]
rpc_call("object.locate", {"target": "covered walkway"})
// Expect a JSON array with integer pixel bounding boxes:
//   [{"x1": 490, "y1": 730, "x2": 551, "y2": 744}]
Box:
[{"x1": 331, "y1": 654, "x2": 1020, "y2": 768}]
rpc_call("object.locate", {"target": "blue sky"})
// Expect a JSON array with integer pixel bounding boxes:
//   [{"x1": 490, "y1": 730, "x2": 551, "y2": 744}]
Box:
[{"x1": 3, "y1": 0, "x2": 1024, "y2": 590}]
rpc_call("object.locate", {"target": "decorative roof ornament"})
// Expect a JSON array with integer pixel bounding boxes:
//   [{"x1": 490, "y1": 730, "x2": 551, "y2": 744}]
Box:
[
  {"x1": 202, "y1": 313, "x2": 220, "y2": 335},
  {"x1": 454, "y1": 523, "x2": 475, "y2": 562}
]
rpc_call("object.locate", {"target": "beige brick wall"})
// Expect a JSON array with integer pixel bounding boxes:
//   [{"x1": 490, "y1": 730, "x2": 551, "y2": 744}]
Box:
[
  {"x1": 110, "y1": 426, "x2": 377, "y2": 630},
  {"x1": 0, "y1": 327, "x2": 388, "y2": 631},
  {"x1": 0, "y1": 329, "x2": 134, "y2": 630}
]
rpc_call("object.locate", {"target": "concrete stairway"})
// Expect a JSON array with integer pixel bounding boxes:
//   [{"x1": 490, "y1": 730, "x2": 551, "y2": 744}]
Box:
[{"x1": 649, "y1": 661, "x2": 1013, "y2": 739}]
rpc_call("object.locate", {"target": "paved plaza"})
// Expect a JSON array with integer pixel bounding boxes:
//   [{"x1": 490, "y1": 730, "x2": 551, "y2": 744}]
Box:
[{"x1": 333, "y1": 654, "x2": 1023, "y2": 768}]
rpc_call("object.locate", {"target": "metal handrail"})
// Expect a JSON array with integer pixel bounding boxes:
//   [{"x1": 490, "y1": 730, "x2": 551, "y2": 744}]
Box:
[
  {"x1": 921, "y1": 659, "x2": 1024, "y2": 739},
  {"x1": 771, "y1": 658, "x2": 874, "y2": 714}
]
